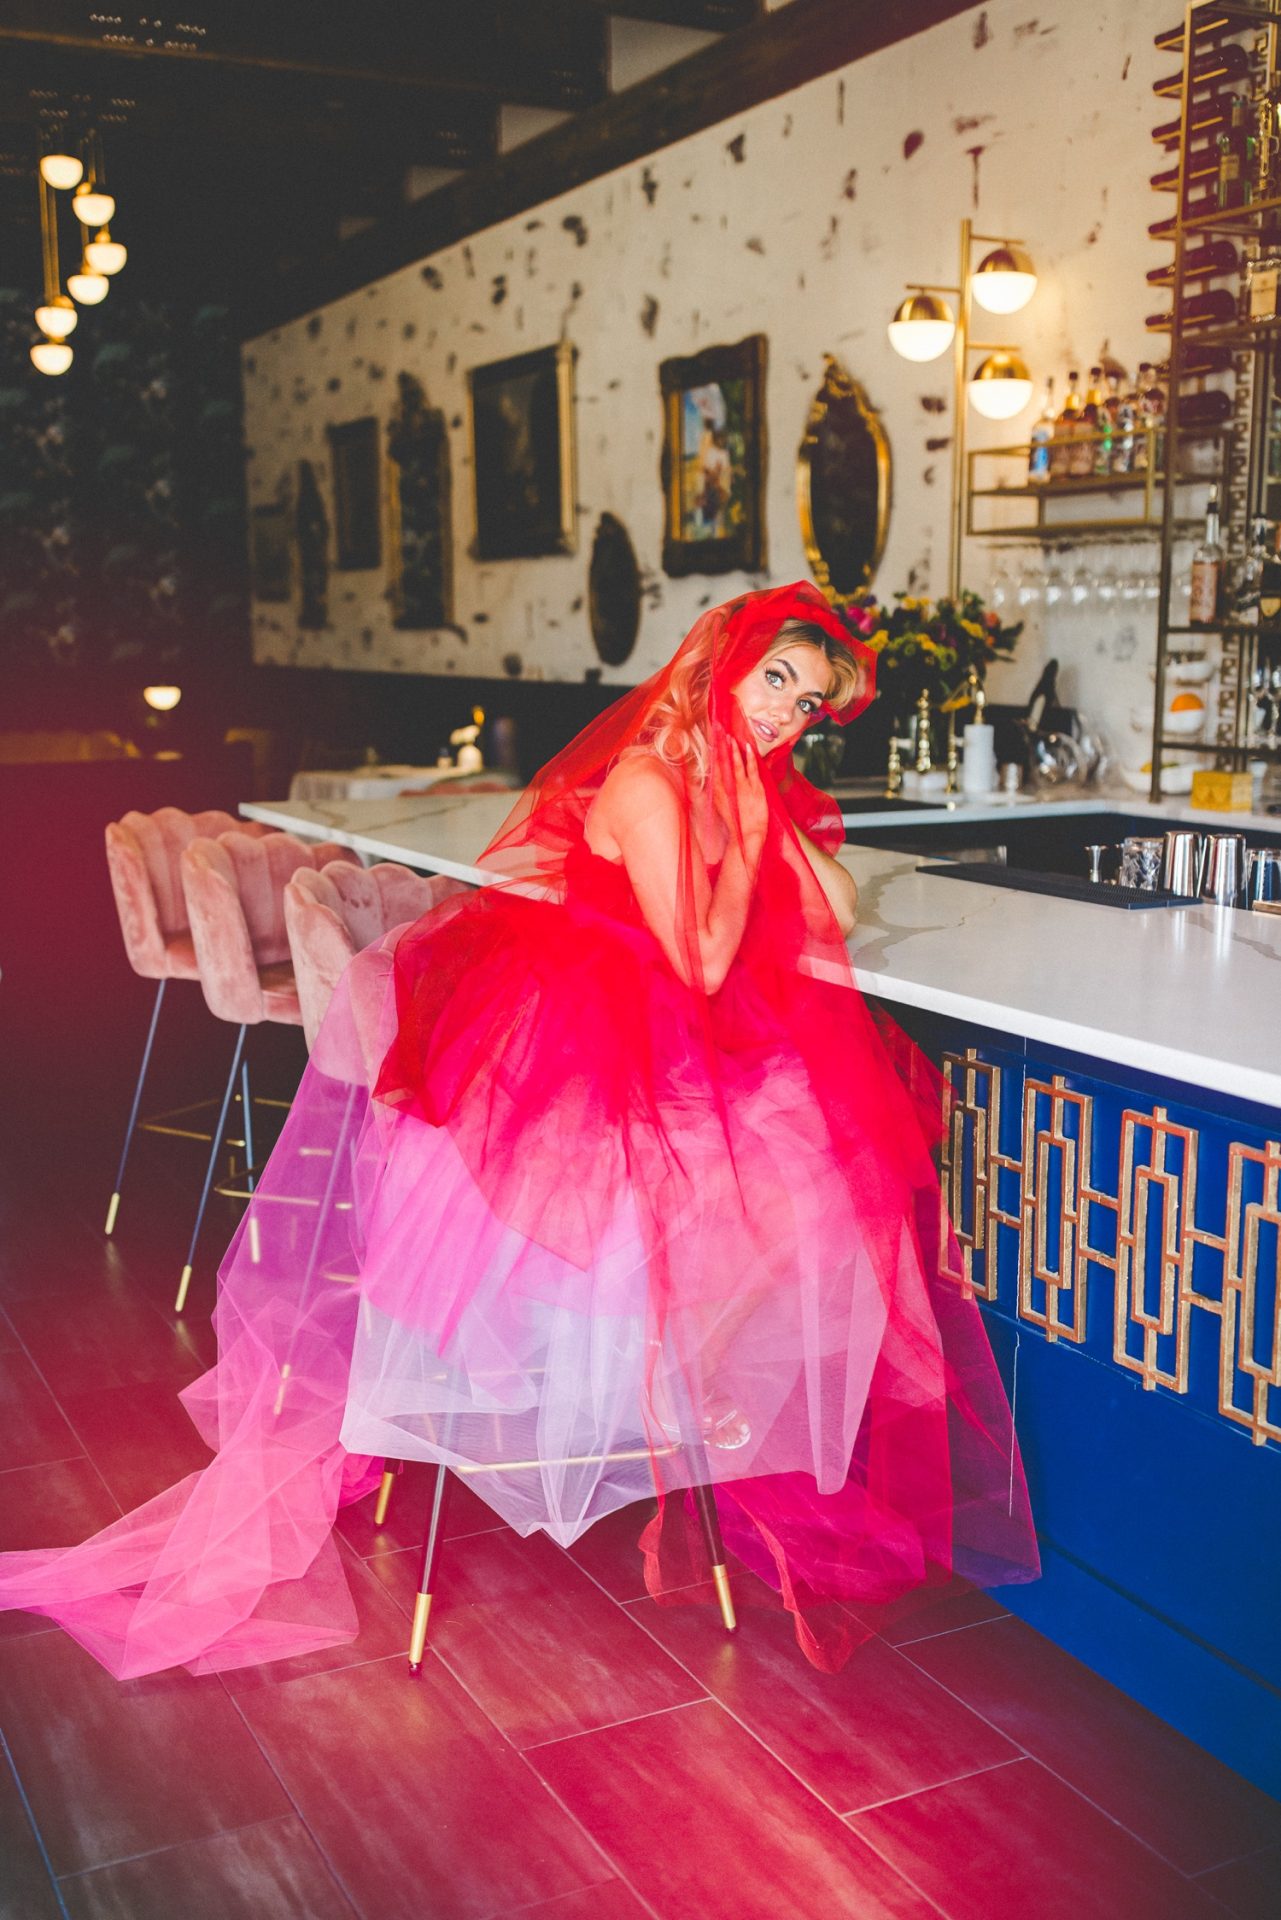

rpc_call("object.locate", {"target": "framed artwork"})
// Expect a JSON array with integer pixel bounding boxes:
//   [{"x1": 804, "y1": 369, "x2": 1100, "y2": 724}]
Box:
[
  {"x1": 659, "y1": 333, "x2": 767, "y2": 577},
  {"x1": 797, "y1": 355, "x2": 891, "y2": 602},
  {"x1": 249, "y1": 502, "x2": 291, "y2": 602},
  {"x1": 468, "y1": 342, "x2": 576, "y2": 560},
  {"x1": 327, "y1": 416, "x2": 382, "y2": 571},
  {"x1": 387, "y1": 373, "x2": 452, "y2": 629},
  {"x1": 295, "y1": 459, "x2": 329, "y2": 629}
]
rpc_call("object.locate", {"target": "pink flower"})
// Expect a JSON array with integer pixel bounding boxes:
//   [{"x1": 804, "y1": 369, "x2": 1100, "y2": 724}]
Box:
[{"x1": 846, "y1": 603, "x2": 879, "y2": 636}]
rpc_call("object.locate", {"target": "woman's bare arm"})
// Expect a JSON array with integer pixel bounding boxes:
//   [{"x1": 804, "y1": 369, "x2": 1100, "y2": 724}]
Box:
[
  {"x1": 794, "y1": 827, "x2": 859, "y2": 937},
  {"x1": 589, "y1": 755, "x2": 765, "y2": 993}
]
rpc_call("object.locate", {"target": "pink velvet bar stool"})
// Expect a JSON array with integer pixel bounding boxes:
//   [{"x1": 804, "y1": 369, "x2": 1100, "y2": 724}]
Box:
[
  {"x1": 103, "y1": 806, "x2": 278, "y2": 1239},
  {"x1": 175, "y1": 828, "x2": 360, "y2": 1312}
]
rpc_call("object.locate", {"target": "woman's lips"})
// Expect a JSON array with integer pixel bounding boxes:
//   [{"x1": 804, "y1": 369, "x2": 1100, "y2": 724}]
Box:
[{"x1": 751, "y1": 717, "x2": 778, "y2": 743}]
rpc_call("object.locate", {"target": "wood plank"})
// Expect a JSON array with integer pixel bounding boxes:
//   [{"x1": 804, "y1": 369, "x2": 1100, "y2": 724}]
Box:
[{"x1": 242, "y1": 0, "x2": 980, "y2": 337}]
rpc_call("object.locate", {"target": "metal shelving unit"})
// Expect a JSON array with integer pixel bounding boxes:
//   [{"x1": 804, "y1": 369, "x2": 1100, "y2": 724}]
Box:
[
  {"x1": 965, "y1": 424, "x2": 1227, "y2": 540},
  {"x1": 1152, "y1": 0, "x2": 1281, "y2": 800}
]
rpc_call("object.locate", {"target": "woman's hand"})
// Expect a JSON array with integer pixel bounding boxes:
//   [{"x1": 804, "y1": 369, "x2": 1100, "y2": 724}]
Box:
[{"x1": 716, "y1": 738, "x2": 769, "y2": 850}]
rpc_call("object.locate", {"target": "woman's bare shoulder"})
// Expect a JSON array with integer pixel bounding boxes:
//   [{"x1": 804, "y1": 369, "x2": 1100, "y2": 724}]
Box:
[{"x1": 597, "y1": 753, "x2": 683, "y2": 822}]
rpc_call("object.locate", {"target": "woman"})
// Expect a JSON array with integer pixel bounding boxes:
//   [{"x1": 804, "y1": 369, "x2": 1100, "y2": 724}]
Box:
[{"x1": 0, "y1": 582, "x2": 1036, "y2": 1678}]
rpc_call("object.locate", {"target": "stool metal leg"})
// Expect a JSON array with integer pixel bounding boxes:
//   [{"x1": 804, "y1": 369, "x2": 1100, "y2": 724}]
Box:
[
  {"x1": 408, "y1": 1465, "x2": 451, "y2": 1675},
  {"x1": 239, "y1": 1056, "x2": 256, "y2": 1194},
  {"x1": 690, "y1": 1479, "x2": 737, "y2": 1634},
  {"x1": 105, "y1": 978, "x2": 167, "y2": 1235},
  {"x1": 374, "y1": 1459, "x2": 402, "y2": 1526},
  {"x1": 175, "y1": 1023, "x2": 247, "y2": 1315}
]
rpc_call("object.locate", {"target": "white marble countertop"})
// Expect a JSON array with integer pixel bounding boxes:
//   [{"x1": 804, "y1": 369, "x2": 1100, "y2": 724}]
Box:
[
  {"x1": 834, "y1": 777, "x2": 1281, "y2": 835},
  {"x1": 243, "y1": 787, "x2": 1281, "y2": 1109}
]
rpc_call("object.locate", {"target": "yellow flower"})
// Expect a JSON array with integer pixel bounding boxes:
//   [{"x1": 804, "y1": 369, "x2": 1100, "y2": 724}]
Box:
[{"x1": 867, "y1": 628, "x2": 891, "y2": 652}]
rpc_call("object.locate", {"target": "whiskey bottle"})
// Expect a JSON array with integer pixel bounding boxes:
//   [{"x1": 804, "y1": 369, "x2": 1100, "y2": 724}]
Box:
[
  {"x1": 1071, "y1": 366, "x2": 1106, "y2": 478},
  {"x1": 1095, "y1": 371, "x2": 1123, "y2": 476},
  {"x1": 1028, "y1": 376, "x2": 1055, "y2": 485},
  {"x1": 1232, "y1": 518, "x2": 1269, "y2": 626},
  {"x1": 1051, "y1": 370, "x2": 1082, "y2": 480},
  {"x1": 1189, "y1": 485, "x2": 1225, "y2": 625},
  {"x1": 1216, "y1": 95, "x2": 1257, "y2": 209},
  {"x1": 1113, "y1": 374, "x2": 1139, "y2": 475}
]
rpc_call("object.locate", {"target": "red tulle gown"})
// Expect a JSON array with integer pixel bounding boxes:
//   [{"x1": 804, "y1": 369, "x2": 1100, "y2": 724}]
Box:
[{"x1": 0, "y1": 583, "x2": 1037, "y2": 1677}]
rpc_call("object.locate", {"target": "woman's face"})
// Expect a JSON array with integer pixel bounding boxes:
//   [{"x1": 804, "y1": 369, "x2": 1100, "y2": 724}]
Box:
[{"x1": 732, "y1": 643, "x2": 834, "y2": 754}]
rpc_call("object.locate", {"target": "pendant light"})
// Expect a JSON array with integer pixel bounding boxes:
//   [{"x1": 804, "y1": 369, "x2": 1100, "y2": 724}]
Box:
[
  {"x1": 30, "y1": 338, "x2": 74, "y2": 376},
  {"x1": 40, "y1": 152, "x2": 83, "y2": 191},
  {"x1": 68, "y1": 255, "x2": 110, "y2": 305},
  {"x1": 84, "y1": 226, "x2": 127, "y2": 276},
  {"x1": 968, "y1": 350, "x2": 1034, "y2": 419},
  {"x1": 31, "y1": 175, "x2": 75, "y2": 374},
  {"x1": 887, "y1": 291, "x2": 957, "y2": 362},
  {"x1": 970, "y1": 244, "x2": 1038, "y2": 315},
  {"x1": 72, "y1": 180, "x2": 115, "y2": 228}
]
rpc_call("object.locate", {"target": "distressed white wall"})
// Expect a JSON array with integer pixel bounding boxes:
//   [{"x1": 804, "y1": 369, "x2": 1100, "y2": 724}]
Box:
[{"x1": 243, "y1": 0, "x2": 1170, "y2": 743}]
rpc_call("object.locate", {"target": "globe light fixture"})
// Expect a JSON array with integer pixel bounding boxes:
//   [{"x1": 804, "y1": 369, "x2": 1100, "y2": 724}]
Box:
[
  {"x1": 68, "y1": 263, "x2": 110, "y2": 305},
  {"x1": 84, "y1": 226, "x2": 127, "y2": 275},
  {"x1": 30, "y1": 337, "x2": 73, "y2": 376},
  {"x1": 887, "y1": 291, "x2": 957, "y2": 362},
  {"x1": 970, "y1": 244, "x2": 1038, "y2": 315},
  {"x1": 35, "y1": 295, "x2": 77, "y2": 339},
  {"x1": 143, "y1": 685, "x2": 183, "y2": 713},
  {"x1": 72, "y1": 181, "x2": 115, "y2": 227},
  {"x1": 40, "y1": 152, "x2": 83, "y2": 191},
  {"x1": 968, "y1": 350, "x2": 1034, "y2": 419}
]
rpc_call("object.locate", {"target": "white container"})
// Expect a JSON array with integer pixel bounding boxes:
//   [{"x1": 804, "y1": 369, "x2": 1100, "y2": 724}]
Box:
[{"x1": 961, "y1": 722, "x2": 997, "y2": 795}]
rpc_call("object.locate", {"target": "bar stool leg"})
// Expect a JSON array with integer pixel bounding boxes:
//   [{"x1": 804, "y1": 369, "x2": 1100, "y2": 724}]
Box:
[
  {"x1": 105, "y1": 979, "x2": 167, "y2": 1235},
  {"x1": 374, "y1": 1459, "x2": 402, "y2": 1526},
  {"x1": 175, "y1": 1023, "x2": 247, "y2": 1314},
  {"x1": 408, "y1": 1465, "x2": 451, "y2": 1675},
  {"x1": 690, "y1": 1479, "x2": 737, "y2": 1634},
  {"x1": 239, "y1": 1055, "x2": 256, "y2": 1194}
]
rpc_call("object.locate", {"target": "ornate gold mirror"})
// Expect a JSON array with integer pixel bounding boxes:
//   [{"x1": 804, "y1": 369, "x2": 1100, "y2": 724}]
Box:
[{"x1": 797, "y1": 356, "x2": 891, "y2": 602}]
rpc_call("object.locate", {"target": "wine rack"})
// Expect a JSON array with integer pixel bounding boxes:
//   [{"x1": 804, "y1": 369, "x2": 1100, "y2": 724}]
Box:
[{"x1": 1150, "y1": 0, "x2": 1281, "y2": 800}]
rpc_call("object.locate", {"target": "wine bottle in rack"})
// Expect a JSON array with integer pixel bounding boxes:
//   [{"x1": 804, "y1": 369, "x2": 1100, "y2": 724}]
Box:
[
  {"x1": 1154, "y1": 15, "x2": 1234, "y2": 56},
  {"x1": 1155, "y1": 41, "x2": 1249, "y2": 98},
  {"x1": 1217, "y1": 96, "x2": 1257, "y2": 209},
  {"x1": 1146, "y1": 240, "x2": 1239, "y2": 286},
  {"x1": 1145, "y1": 287, "x2": 1238, "y2": 332}
]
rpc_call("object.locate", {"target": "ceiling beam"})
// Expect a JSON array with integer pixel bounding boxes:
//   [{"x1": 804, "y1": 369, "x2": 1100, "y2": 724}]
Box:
[
  {"x1": 577, "y1": 1, "x2": 761, "y2": 24},
  {"x1": 243, "y1": 0, "x2": 980, "y2": 336},
  {"x1": 0, "y1": 1, "x2": 609, "y2": 113}
]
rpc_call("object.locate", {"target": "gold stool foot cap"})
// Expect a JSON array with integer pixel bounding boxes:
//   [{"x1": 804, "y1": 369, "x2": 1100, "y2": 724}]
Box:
[
  {"x1": 711, "y1": 1562, "x2": 737, "y2": 1634},
  {"x1": 174, "y1": 1263, "x2": 194, "y2": 1315},
  {"x1": 373, "y1": 1468, "x2": 396, "y2": 1527},
  {"x1": 408, "y1": 1590, "x2": 433, "y2": 1669},
  {"x1": 104, "y1": 1191, "x2": 121, "y2": 1237}
]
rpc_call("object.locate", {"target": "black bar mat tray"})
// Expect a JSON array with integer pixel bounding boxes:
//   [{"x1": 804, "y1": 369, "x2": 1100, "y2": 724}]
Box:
[{"x1": 916, "y1": 863, "x2": 1199, "y2": 910}]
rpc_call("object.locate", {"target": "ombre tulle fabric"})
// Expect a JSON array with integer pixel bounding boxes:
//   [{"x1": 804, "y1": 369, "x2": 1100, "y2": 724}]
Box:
[{"x1": 0, "y1": 583, "x2": 1037, "y2": 1676}]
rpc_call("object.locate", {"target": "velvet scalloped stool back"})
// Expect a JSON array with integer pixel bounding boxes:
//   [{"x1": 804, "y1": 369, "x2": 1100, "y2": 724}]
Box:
[
  {"x1": 105, "y1": 807, "x2": 278, "y2": 982},
  {"x1": 285, "y1": 860, "x2": 469, "y2": 1070},
  {"x1": 181, "y1": 830, "x2": 361, "y2": 1027}
]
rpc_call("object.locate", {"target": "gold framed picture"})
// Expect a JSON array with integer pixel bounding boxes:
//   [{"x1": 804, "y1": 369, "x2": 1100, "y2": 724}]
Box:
[
  {"x1": 468, "y1": 342, "x2": 576, "y2": 560},
  {"x1": 659, "y1": 333, "x2": 767, "y2": 577}
]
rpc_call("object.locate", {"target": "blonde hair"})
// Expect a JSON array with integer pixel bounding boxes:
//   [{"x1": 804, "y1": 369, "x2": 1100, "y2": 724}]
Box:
[{"x1": 629, "y1": 617, "x2": 861, "y2": 784}]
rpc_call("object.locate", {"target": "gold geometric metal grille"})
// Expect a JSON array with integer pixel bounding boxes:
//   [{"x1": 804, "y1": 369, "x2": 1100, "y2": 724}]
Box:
[{"x1": 939, "y1": 1049, "x2": 1281, "y2": 1448}]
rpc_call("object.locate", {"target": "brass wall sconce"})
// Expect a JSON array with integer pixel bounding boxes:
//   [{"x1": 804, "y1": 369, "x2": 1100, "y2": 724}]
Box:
[{"x1": 888, "y1": 219, "x2": 1038, "y2": 596}]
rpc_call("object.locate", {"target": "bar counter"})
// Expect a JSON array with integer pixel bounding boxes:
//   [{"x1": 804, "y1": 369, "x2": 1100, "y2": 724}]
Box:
[{"x1": 242, "y1": 784, "x2": 1281, "y2": 1793}]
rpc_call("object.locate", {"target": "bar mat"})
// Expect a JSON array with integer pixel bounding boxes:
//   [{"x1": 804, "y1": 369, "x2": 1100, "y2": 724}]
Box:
[{"x1": 916, "y1": 863, "x2": 1199, "y2": 910}]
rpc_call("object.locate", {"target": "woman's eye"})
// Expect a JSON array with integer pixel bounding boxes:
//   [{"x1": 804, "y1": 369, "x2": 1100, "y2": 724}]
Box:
[
  {"x1": 765, "y1": 668, "x2": 782, "y2": 687},
  {"x1": 799, "y1": 700, "x2": 816, "y2": 716}
]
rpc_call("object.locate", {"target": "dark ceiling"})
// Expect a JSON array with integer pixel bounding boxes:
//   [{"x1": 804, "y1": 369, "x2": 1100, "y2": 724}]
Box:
[{"x1": 0, "y1": 0, "x2": 762, "y2": 322}]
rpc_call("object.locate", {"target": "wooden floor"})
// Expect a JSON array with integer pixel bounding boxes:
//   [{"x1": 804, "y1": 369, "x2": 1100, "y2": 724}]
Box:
[{"x1": 1, "y1": 1080, "x2": 1279, "y2": 1920}]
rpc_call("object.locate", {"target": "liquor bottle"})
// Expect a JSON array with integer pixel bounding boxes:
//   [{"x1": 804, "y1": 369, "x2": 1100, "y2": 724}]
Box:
[
  {"x1": 1261, "y1": 527, "x2": 1281, "y2": 627},
  {"x1": 1144, "y1": 287, "x2": 1238, "y2": 332},
  {"x1": 1071, "y1": 366, "x2": 1105, "y2": 478},
  {"x1": 1178, "y1": 387, "x2": 1234, "y2": 426},
  {"x1": 1141, "y1": 366, "x2": 1168, "y2": 473},
  {"x1": 1146, "y1": 240, "x2": 1239, "y2": 285},
  {"x1": 1155, "y1": 42, "x2": 1249, "y2": 97},
  {"x1": 1216, "y1": 95, "x2": 1257, "y2": 209},
  {"x1": 1152, "y1": 98, "x2": 1235, "y2": 147},
  {"x1": 1028, "y1": 376, "x2": 1055, "y2": 485},
  {"x1": 1113, "y1": 374, "x2": 1139, "y2": 474},
  {"x1": 1151, "y1": 145, "x2": 1219, "y2": 191},
  {"x1": 1051, "y1": 370, "x2": 1082, "y2": 479},
  {"x1": 1189, "y1": 485, "x2": 1224, "y2": 625},
  {"x1": 1233, "y1": 518, "x2": 1269, "y2": 626},
  {"x1": 1093, "y1": 372, "x2": 1120, "y2": 476}
]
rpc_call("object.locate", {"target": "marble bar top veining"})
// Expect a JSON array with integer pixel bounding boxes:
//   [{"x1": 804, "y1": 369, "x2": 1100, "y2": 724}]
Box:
[{"x1": 242, "y1": 785, "x2": 1281, "y2": 1110}]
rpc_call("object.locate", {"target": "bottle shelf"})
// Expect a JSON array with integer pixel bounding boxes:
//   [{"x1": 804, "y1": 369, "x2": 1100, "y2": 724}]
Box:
[{"x1": 1178, "y1": 192, "x2": 1281, "y2": 235}]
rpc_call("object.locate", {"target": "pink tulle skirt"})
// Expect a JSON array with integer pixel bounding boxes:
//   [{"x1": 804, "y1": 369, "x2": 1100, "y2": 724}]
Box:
[{"x1": 0, "y1": 871, "x2": 1038, "y2": 1678}]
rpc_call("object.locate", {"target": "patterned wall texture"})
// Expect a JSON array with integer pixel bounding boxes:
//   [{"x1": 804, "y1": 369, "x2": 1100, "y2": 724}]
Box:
[{"x1": 242, "y1": 0, "x2": 1167, "y2": 724}]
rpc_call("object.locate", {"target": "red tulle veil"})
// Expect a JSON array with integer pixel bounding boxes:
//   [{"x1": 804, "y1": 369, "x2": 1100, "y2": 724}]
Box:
[{"x1": 0, "y1": 582, "x2": 1037, "y2": 1678}]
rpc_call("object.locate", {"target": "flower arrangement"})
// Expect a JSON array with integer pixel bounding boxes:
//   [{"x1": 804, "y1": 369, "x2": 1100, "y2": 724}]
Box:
[{"x1": 839, "y1": 589, "x2": 1022, "y2": 717}]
